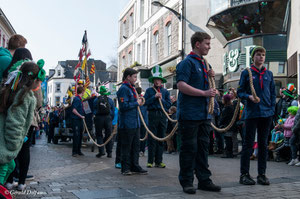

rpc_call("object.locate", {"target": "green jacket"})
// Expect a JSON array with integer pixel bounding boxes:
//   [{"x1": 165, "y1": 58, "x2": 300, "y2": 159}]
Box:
[
  {"x1": 0, "y1": 47, "x2": 12, "y2": 82},
  {"x1": 0, "y1": 90, "x2": 36, "y2": 164}
]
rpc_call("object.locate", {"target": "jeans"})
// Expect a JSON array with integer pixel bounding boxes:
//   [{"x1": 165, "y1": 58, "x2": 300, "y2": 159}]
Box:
[
  {"x1": 94, "y1": 115, "x2": 113, "y2": 154},
  {"x1": 147, "y1": 110, "x2": 167, "y2": 164},
  {"x1": 72, "y1": 119, "x2": 83, "y2": 155},
  {"x1": 240, "y1": 116, "x2": 272, "y2": 175},
  {"x1": 178, "y1": 120, "x2": 212, "y2": 187},
  {"x1": 120, "y1": 128, "x2": 142, "y2": 173},
  {"x1": 290, "y1": 134, "x2": 299, "y2": 159}
]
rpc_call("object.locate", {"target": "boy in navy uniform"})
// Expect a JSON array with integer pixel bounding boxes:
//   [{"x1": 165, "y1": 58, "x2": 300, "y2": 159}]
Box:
[
  {"x1": 238, "y1": 46, "x2": 275, "y2": 185},
  {"x1": 71, "y1": 87, "x2": 85, "y2": 157},
  {"x1": 144, "y1": 65, "x2": 171, "y2": 168},
  {"x1": 176, "y1": 32, "x2": 221, "y2": 194},
  {"x1": 117, "y1": 68, "x2": 148, "y2": 175}
]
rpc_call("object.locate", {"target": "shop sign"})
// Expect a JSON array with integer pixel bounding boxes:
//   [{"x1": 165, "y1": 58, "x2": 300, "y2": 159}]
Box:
[{"x1": 223, "y1": 45, "x2": 255, "y2": 75}]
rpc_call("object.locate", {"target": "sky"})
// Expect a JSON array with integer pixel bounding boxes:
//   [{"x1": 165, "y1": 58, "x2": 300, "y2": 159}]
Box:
[{"x1": 0, "y1": 0, "x2": 129, "y2": 74}]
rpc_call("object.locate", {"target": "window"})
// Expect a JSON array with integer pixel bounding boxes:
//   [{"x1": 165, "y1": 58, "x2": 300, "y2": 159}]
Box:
[
  {"x1": 140, "y1": 0, "x2": 145, "y2": 25},
  {"x1": 55, "y1": 83, "x2": 61, "y2": 93},
  {"x1": 122, "y1": 21, "x2": 126, "y2": 42},
  {"x1": 151, "y1": 0, "x2": 159, "y2": 15},
  {"x1": 153, "y1": 32, "x2": 159, "y2": 63},
  {"x1": 2, "y1": 35, "x2": 5, "y2": 48},
  {"x1": 128, "y1": 51, "x2": 132, "y2": 66},
  {"x1": 278, "y1": 62, "x2": 285, "y2": 74},
  {"x1": 165, "y1": 23, "x2": 172, "y2": 56},
  {"x1": 57, "y1": 70, "x2": 61, "y2": 76},
  {"x1": 142, "y1": 40, "x2": 146, "y2": 65},
  {"x1": 137, "y1": 43, "x2": 141, "y2": 63},
  {"x1": 129, "y1": 13, "x2": 133, "y2": 36},
  {"x1": 55, "y1": 97, "x2": 60, "y2": 106}
]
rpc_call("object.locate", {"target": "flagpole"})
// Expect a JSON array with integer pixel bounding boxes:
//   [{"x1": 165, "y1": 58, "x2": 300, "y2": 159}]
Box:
[{"x1": 94, "y1": 72, "x2": 96, "y2": 88}]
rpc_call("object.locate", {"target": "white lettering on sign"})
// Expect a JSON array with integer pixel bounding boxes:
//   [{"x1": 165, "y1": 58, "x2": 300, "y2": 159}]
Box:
[{"x1": 231, "y1": 0, "x2": 260, "y2": 7}]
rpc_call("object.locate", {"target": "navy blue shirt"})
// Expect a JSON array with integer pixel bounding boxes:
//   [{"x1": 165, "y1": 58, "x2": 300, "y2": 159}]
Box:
[
  {"x1": 93, "y1": 96, "x2": 115, "y2": 119},
  {"x1": 144, "y1": 87, "x2": 171, "y2": 112},
  {"x1": 237, "y1": 66, "x2": 276, "y2": 119},
  {"x1": 176, "y1": 53, "x2": 212, "y2": 121},
  {"x1": 117, "y1": 83, "x2": 140, "y2": 129},
  {"x1": 71, "y1": 96, "x2": 85, "y2": 119},
  {"x1": 140, "y1": 105, "x2": 148, "y2": 125}
]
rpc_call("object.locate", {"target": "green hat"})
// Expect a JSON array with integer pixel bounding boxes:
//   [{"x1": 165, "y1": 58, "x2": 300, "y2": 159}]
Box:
[
  {"x1": 287, "y1": 106, "x2": 299, "y2": 116},
  {"x1": 148, "y1": 65, "x2": 167, "y2": 83},
  {"x1": 99, "y1": 86, "x2": 111, "y2": 95},
  {"x1": 283, "y1": 83, "x2": 297, "y2": 99},
  {"x1": 250, "y1": 46, "x2": 266, "y2": 58}
]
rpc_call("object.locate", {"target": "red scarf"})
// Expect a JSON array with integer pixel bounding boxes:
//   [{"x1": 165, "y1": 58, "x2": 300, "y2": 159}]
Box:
[
  {"x1": 123, "y1": 81, "x2": 137, "y2": 99},
  {"x1": 251, "y1": 65, "x2": 266, "y2": 90},
  {"x1": 189, "y1": 51, "x2": 208, "y2": 85},
  {"x1": 154, "y1": 85, "x2": 163, "y2": 93}
]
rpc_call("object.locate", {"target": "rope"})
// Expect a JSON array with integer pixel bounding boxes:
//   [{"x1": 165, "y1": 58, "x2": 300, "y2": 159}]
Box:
[
  {"x1": 82, "y1": 118, "x2": 117, "y2": 148},
  {"x1": 208, "y1": 65, "x2": 259, "y2": 132},
  {"x1": 152, "y1": 87, "x2": 177, "y2": 123}
]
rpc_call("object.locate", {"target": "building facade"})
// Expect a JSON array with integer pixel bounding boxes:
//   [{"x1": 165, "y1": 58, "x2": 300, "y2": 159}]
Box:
[
  {"x1": 118, "y1": 0, "x2": 225, "y2": 95},
  {"x1": 0, "y1": 8, "x2": 16, "y2": 48},
  {"x1": 207, "y1": 0, "x2": 297, "y2": 95},
  {"x1": 47, "y1": 59, "x2": 111, "y2": 107}
]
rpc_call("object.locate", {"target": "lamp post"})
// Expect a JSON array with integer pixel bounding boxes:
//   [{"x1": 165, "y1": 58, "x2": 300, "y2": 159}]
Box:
[{"x1": 151, "y1": 1, "x2": 182, "y2": 20}]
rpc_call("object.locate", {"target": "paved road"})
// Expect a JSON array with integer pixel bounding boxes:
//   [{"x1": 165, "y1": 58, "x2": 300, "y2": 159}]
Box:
[{"x1": 13, "y1": 135, "x2": 300, "y2": 199}]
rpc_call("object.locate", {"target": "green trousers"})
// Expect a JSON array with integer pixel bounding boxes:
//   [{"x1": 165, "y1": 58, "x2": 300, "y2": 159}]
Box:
[{"x1": 0, "y1": 160, "x2": 16, "y2": 185}]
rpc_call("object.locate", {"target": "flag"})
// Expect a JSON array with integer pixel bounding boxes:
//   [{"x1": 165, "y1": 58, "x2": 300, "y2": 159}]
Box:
[
  {"x1": 81, "y1": 56, "x2": 87, "y2": 70},
  {"x1": 82, "y1": 30, "x2": 87, "y2": 45},
  {"x1": 78, "y1": 47, "x2": 84, "y2": 61},
  {"x1": 90, "y1": 62, "x2": 95, "y2": 74},
  {"x1": 84, "y1": 74, "x2": 90, "y2": 89}
]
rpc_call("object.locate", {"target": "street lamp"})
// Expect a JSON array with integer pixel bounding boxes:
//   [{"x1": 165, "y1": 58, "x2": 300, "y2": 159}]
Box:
[{"x1": 151, "y1": 1, "x2": 182, "y2": 20}]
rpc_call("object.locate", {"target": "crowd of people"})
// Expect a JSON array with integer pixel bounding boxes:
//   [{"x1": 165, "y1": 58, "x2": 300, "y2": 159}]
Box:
[{"x1": 1, "y1": 31, "x2": 300, "y2": 198}]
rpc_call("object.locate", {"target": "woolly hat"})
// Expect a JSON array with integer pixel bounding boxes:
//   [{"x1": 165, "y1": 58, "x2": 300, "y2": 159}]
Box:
[
  {"x1": 287, "y1": 106, "x2": 299, "y2": 116},
  {"x1": 99, "y1": 86, "x2": 110, "y2": 95},
  {"x1": 223, "y1": 94, "x2": 233, "y2": 104},
  {"x1": 250, "y1": 46, "x2": 266, "y2": 58},
  {"x1": 149, "y1": 65, "x2": 167, "y2": 83},
  {"x1": 283, "y1": 83, "x2": 297, "y2": 99}
]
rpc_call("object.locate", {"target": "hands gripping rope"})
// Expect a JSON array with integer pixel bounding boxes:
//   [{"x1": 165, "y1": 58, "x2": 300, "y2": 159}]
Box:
[
  {"x1": 138, "y1": 87, "x2": 178, "y2": 142},
  {"x1": 208, "y1": 63, "x2": 259, "y2": 132}
]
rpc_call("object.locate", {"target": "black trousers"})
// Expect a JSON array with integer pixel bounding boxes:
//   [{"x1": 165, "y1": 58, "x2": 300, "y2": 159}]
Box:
[
  {"x1": 94, "y1": 115, "x2": 113, "y2": 154},
  {"x1": 178, "y1": 120, "x2": 212, "y2": 188},
  {"x1": 115, "y1": 128, "x2": 121, "y2": 164},
  {"x1": 147, "y1": 110, "x2": 167, "y2": 164},
  {"x1": 224, "y1": 136, "x2": 233, "y2": 156},
  {"x1": 7, "y1": 126, "x2": 34, "y2": 184},
  {"x1": 120, "y1": 128, "x2": 142, "y2": 173},
  {"x1": 72, "y1": 119, "x2": 83, "y2": 155},
  {"x1": 240, "y1": 116, "x2": 272, "y2": 175},
  {"x1": 48, "y1": 124, "x2": 54, "y2": 143},
  {"x1": 140, "y1": 125, "x2": 146, "y2": 153}
]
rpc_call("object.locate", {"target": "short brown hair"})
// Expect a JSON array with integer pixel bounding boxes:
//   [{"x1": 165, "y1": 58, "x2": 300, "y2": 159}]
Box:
[
  {"x1": 8, "y1": 34, "x2": 27, "y2": 50},
  {"x1": 77, "y1": 87, "x2": 85, "y2": 94},
  {"x1": 191, "y1": 32, "x2": 211, "y2": 49},
  {"x1": 122, "y1": 68, "x2": 138, "y2": 81}
]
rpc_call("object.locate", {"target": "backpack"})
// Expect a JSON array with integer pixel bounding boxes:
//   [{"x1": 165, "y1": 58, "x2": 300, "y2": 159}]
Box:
[{"x1": 97, "y1": 95, "x2": 110, "y2": 115}]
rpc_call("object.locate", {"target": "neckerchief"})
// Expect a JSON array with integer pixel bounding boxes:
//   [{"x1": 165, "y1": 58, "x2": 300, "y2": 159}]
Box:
[
  {"x1": 188, "y1": 51, "x2": 208, "y2": 85},
  {"x1": 154, "y1": 85, "x2": 163, "y2": 93},
  {"x1": 123, "y1": 81, "x2": 137, "y2": 99},
  {"x1": 251, "y1": 65, "x2": 266, "y2": 90}
]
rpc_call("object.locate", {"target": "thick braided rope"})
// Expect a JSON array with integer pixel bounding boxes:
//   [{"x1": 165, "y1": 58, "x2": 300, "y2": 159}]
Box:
[
  {"x1": 152, "y1": 87, "x2": 177, "y2": 123},
  {"x1": 83, "y1": 118, "x2": 116, "y2": 147},
  {"x1": 209, "y1": 67, "x2": 259, "y2": 132}
]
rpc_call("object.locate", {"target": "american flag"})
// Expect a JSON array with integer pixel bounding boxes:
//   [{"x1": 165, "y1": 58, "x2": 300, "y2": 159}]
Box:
[{"x1": 90, "y1": 62, "x2": 95, "y2": 74}]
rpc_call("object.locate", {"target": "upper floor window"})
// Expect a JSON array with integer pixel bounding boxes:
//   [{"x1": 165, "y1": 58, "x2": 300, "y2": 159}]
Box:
[
  {"x1": 165, "y1": 23, "x2": 172, "y2": 56},
  {"x1": 55, "y1": 83, "x2": 61, "y2": 93},
  {"x1": 141, "y1": 40, "x2": 146, "y2": 65},
  {"x1": 129, "y1": 13, "x2": 133, "y2": 36},
  {"x1": 136, "y1": 43, "x2": 141, "y2": 63},
  {"x1": 140, "y1": 0, "x2": 145, "y2": 25},
  {"x1": 122, "y1": 21, "x2": 127, "y2": 42},
  {"x1": 278, "y1": 62, "x2": 285, "y2": 74},
  {"x1": 57, "y1": 70, "x2": 61, "y2": 76},
  {"x1": 153, "y1": 32, "x2": 159, "y2": 63},
  {"x1": 128, "y1": 51, "x2": 132, "y2": 66}
]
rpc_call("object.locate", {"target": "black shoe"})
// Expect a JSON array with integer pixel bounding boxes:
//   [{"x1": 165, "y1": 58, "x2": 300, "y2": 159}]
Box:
[
  {"x1": 183, "y1": 186, "x2": 196, "y2": 194},
  {"x1": 72, "y1": 154, "x2": 78, "y2": 157},
  {"x1": 107, "y1": 153, "x2": 112, "y2": 158},
  {"x1": 132, "y1": 168, "x2": 148, "y2": 175},
  {"x1": 26, "y1": 175, "x2": 34, "y2": 181},
  {"x1": 78, "y1": 152, "x2": 84, "y2": 156},
  {"x1": 122, "y1": 170, "x2": 132, "y2": 176},
  {"x1": 96, "y1": 152, "x2": 105, "y2": 158},
  {"x1": 257, "y1": 174, "x2": 270, "y2": 185},
  {"x1": 239, "y1": 174, "x2": 256, "y2": 185},
  {"x1": 198, "y1": 181, "x2": 221, "y2": 192}
]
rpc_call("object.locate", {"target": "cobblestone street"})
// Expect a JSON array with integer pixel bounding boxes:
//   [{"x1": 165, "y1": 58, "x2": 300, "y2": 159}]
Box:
[{"x1": 13, "y1": 135, "x2": 300, "y2": 199}]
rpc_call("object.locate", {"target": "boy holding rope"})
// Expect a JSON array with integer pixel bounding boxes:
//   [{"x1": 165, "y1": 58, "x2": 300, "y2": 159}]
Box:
[
  {"x1": 176, "y1": 32, "x2": 221, "y2": 194},
  {"x1": 238, "y1": 46, "x2": 276, "y2": 185},
  {"x1": 144, "y1": 65, "x2": 171, "y2": 168},
  {"x1": 117, "y1": 68, "x2": 148, "y2": 176}
]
